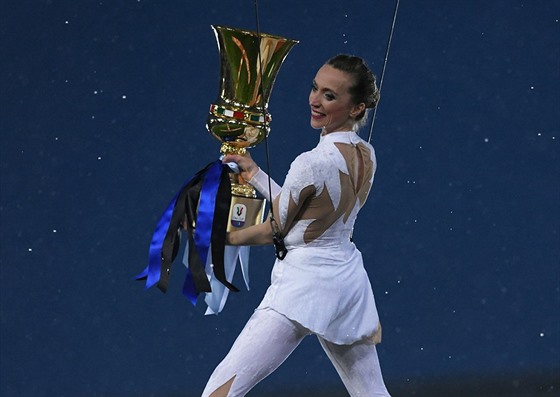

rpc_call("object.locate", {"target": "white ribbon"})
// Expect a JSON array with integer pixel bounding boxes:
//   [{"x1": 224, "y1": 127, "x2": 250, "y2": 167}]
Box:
[{"x1": 183, "y1": 242, "x2": 251, "y2": 315}]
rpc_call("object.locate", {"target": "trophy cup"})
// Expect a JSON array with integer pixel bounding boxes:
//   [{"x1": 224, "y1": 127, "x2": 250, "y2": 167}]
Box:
[
  {"x1": 207, "y1": 25, "x2": 298, "y2": 231},
  {"x1": 136, "y1": 26, "x2": 297, "y2": 314}
]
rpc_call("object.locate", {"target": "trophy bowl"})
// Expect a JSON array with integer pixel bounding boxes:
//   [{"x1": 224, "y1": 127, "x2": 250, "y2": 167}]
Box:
[{"x1": 207, "y1": 25, "x2": 298, "y2": 156}]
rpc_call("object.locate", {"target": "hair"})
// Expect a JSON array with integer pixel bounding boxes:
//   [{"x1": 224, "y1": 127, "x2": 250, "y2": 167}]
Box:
[{"x1": 326, "y1": 54, "x2": 380, "y2": 129}]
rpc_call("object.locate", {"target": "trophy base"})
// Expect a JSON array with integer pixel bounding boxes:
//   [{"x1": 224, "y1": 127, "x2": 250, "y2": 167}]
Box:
[
  {"x1": 227, "y1": 194, "x2": 266, "y2": 232},
  {"x1": 231, "y1": 182, "x2": 257, "y2": 197}
]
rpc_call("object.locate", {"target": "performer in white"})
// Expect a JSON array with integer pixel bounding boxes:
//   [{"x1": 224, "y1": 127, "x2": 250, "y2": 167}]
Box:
[{"x1": 201, "y1": 54, "x2": 391, "y2": 397}]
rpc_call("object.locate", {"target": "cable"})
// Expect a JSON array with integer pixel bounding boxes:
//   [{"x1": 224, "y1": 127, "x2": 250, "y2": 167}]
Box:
[
  {"x1": 254, "y1": 0, "x2": 287, "y2": 260},
  {"x1": 367, "y1": 0, "x2": 400, "y2": 144}
]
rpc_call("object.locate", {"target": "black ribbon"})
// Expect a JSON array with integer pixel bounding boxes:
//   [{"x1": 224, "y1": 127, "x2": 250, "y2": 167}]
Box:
[{"x1": 136, "y1": 160, "x2": 238, "y2": 305}]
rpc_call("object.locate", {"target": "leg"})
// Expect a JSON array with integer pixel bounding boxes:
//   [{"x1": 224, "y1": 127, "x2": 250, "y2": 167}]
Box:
[
  {"x1": 318, "y1": 337, "x2": 391, "y2": 397},
  {"x1": 201, "y1": 308, "x2": 309, "y2": 397}
]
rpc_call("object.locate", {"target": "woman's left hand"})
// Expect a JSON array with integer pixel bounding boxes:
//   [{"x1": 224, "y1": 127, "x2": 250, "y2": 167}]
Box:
[{"x1": 222, "y1": 152, "x2": 259, "y2": 182}]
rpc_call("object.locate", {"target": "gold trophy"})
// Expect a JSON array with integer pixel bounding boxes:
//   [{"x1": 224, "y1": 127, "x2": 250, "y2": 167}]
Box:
[
  {"x1": 136, "y1": 26, "x2": 297, "y2": 310},
  {"x1": 207, "y1": 25, "x2": 298, "y2": 231}
]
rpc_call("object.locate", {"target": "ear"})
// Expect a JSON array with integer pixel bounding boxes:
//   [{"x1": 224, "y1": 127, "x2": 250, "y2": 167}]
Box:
[{"x1": 350, "y1": 102, "x2": 366, "y2": 118}]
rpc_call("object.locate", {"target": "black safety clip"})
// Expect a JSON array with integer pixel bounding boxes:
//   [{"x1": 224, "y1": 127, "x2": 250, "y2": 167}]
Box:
[{"x1": 270, "y1": 218, "x2": 287, "y2": 260}]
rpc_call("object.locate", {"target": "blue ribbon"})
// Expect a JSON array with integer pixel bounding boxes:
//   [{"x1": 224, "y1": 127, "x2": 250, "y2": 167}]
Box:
[
  {"x1": 181, "y1": 266, "x2": 197, "y2": 306},
  {"x1": 181, "y1": 160, "x2": 224, "y2": 303},
  {"x1": 135, "y1": 173, "x2": 196, "y2": 289}
]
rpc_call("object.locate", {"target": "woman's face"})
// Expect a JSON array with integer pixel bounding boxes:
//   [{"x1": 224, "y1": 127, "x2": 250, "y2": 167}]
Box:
[{"x1": 309, "y1": 64, "x2": 364, "y2": 134}]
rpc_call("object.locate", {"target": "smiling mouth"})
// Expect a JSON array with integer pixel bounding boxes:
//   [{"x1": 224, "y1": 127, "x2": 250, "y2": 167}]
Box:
[{"x1": 311, "y1": 110, "x2": 326, "y2": 119}]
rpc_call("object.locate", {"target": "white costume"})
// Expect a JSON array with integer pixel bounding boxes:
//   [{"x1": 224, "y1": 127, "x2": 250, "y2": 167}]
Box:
[{"x1": 202, "y1": 131, "x2": 390, "y2": 397}]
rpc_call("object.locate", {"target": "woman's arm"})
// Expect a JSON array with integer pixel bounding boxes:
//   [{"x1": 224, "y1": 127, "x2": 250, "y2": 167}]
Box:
[
  {"x1": 247, "y1": 168, "x2": 281, "y2": 201},
  {"x1": 222, "y1": 153, "x2": 281, "y2": 200},
  {"x1": 226, "y1": 217, "x2": 274, "y2": 246}
]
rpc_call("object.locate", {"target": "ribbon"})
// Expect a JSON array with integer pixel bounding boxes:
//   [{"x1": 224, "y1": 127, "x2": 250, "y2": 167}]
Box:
[
  {"x1": 136, "y1": 160, "x2": 240, "y2": 307},
  {"x1": 181, "y1": 160, "x2": 227, "y2": 302},
  {"x1": 210, "y1": 165, "x2": 239, "y2": 292},
  {"x1": 135, "y1": 163, "x2": 211, "y2": 290},
  {"x1": 193, "y1": 161, "x2": 222, "y2": 272},
  {"x1": 203, "y1": 245, "x2": 251, "y2": 315}
]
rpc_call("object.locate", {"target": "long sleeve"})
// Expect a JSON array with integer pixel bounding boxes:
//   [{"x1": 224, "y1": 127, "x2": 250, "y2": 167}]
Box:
[{"x1": 247, "y1": 168, "x2": 281, "y2": 201}]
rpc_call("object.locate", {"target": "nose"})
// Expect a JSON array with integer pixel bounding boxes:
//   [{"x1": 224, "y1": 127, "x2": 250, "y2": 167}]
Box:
[{"x1": 309, "y1": 90, "x2": 320, "y2": 108}]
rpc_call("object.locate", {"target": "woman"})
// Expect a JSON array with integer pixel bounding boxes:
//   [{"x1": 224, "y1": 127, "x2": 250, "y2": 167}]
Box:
[{"x1": 201, "y1": 54, "x2": 391, "y2": 397}]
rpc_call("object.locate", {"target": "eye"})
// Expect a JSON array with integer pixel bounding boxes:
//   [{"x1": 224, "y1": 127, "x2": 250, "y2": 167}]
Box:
[
  {"x1": 325, "y1": 92, "x2": 335, "y2": 101},
  {"x1": 310, "y1": 83, "x2": 317, "y2": 92}
]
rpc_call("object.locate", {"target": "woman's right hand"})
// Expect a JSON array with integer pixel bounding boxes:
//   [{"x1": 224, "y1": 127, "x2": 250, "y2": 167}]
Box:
[{"x1": 222, "y1": 152, "x2": 259, "y2": 182}]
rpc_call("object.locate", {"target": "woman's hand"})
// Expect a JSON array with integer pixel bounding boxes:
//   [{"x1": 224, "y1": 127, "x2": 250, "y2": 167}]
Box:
[{"x1": 222, "y1": 152, "x2": 259, "y2": 182}]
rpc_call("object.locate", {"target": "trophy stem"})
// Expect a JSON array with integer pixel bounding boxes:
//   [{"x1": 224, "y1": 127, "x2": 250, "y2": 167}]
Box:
[
  {"x1": 219, "y1": 142, "x2": 256, "y2": 198},
  {"x1": 220, "y1": 142, "x2": 247, "y2": 156}
]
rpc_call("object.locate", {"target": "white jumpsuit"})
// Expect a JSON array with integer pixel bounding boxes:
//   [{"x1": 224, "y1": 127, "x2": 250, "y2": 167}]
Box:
[{"x1": 202, "y1": 131, "x2": 390, "y2": 397}]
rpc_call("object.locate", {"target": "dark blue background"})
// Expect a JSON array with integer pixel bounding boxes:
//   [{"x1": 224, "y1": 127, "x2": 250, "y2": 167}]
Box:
[{"x1": 1, "y1": 1, "x2": 558, "y2": 396}]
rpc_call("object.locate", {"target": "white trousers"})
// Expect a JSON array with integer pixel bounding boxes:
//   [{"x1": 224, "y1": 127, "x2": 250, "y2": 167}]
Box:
[{"x1": 201, "y1": 308, "x2": 391, "y2": 397}]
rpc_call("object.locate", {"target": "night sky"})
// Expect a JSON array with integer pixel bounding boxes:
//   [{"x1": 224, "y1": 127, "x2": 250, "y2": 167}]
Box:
[{"x1": 1, "y1": 1, "x2": 559, "y2": 396}]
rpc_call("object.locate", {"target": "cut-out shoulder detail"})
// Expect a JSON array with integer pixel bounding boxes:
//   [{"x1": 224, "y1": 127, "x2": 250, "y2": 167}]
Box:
[
  {"x1": 334, "y1": 141, "x2": 374, "y2": 206},
  {"x1": 276, "y1": 136, "x2": 375, "y2": 247},
  {"x1": 209, "y1": 375, "x2": 236, "y2": 397}
]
